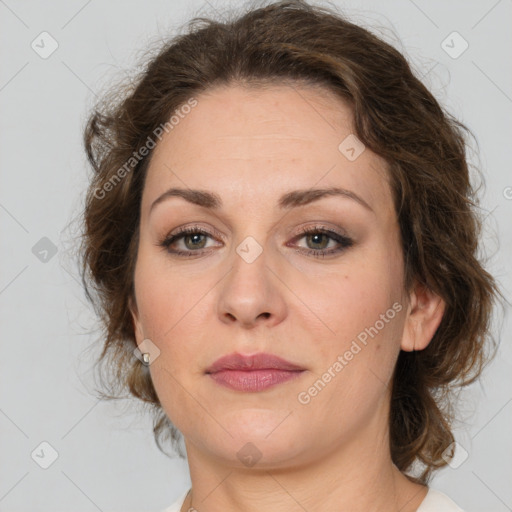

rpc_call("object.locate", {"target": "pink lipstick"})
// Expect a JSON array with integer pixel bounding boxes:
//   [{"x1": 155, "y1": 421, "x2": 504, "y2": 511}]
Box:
[{"x1": 205, "y1": 352, "x2": 305, "y2": 392}]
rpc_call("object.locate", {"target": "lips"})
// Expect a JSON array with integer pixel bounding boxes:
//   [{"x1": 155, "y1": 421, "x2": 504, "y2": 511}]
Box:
[
  {"x1": 205, "y1": 352, "x2": 306, "y2": 392},
  {"x1": 205, "y1": 352, "x2": 305, "y2": 373}
]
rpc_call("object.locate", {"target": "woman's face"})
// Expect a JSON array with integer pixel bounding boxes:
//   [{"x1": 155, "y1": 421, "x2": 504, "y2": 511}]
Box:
[{"x1": 130, "y1": 83, "x2": 416, "y2": 468}]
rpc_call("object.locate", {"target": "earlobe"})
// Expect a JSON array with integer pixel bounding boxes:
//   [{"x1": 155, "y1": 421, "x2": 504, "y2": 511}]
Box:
[{"x1": 400, "y1": 282, "x2": 446, "y2": 352}]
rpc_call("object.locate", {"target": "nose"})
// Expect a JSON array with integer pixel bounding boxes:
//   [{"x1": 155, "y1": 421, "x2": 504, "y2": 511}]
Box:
[{"x1": 216, "y1": 242, "x2": 287, "y2": 329}]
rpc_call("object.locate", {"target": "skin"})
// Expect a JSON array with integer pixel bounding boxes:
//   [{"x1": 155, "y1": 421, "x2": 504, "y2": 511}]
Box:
[{"x1": 129, "y1": 83, "x2": 445, "y2": 512}]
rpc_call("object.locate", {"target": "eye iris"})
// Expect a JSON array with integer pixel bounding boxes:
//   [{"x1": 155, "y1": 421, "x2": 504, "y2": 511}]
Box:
[
  {"x1": 185, "y1": 233, "x2": 206, "y2": 249},
  {"x1": 307, "y1": 233, "x2": 328, "y2": 250}
]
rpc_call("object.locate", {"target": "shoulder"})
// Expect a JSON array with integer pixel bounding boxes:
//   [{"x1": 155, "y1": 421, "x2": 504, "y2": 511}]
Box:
[
  {"x1": 417, "y1": 488, "x2": 465, "y2": 512},
  {"x1": 160, "y1": 488, "x2": 191, "y2": 512}
]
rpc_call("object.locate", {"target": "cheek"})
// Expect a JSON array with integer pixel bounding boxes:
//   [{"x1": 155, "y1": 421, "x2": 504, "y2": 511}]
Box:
[
  {"x1": 292, "y1": 252, "x2": 402, "y2": 349},
  {"x1": 133, "y1": 248, "x2": 205, "y2": 338},
  {"x1": 294, "y1": 244, "x2": 404, "y2": 392},
  {"x1": 297, "y1": 295, "x2": 404, "y2": 430},
  {"x1": 132, "y1": 251, "x2": 215, "y2": 381},
  {"x1": 134, "y1": 266, "x2": 202, "y2": 425}
]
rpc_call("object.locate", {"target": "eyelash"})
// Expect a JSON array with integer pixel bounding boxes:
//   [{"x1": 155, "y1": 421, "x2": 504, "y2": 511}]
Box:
[{"x1": 158, "y1": 224, "x2": 353, "y2": 259}]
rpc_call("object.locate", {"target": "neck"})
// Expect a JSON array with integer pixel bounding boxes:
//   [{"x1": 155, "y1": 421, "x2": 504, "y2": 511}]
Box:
[{"x1": 180, "y1": 418, "x2": 427, "y2": 512}]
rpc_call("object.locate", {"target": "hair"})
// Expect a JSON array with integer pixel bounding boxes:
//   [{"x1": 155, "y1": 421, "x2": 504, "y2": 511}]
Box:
[{"x1": 79, "y1": 0, "x2": 505, "y2": 484}]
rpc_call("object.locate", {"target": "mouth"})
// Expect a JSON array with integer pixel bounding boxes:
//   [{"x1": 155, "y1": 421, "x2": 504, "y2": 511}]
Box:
[{"x1": 205, "y1": 352, "x2": 306, "y2": 392}]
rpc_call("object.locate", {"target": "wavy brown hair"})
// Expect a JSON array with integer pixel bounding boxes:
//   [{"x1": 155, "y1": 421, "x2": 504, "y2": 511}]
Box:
[{"x1": 78, "y1": 0, "x2": 504, "y2": 484}]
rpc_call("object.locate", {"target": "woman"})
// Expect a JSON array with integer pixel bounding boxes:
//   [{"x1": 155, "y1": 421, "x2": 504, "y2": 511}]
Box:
[{"x1": 79, "y1": 1, "x2": 503, "y2": 511}]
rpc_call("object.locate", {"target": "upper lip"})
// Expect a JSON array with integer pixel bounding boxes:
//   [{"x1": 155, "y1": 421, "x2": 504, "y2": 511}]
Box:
[{"x1": 205, "y1": 352, "x2": 305, "y2": 373}]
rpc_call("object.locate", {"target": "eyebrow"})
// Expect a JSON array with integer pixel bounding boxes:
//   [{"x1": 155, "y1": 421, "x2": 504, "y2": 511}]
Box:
[{"x1": 149, "y1": 186, "x2": 373, "y2": 214}]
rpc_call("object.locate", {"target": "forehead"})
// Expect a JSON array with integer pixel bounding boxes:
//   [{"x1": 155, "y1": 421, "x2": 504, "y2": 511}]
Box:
[{"x1": 141, "y1": 83, "x2": 392, "y2": 218}]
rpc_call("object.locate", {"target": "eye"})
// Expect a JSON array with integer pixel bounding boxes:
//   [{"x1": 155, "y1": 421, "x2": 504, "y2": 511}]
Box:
[
  {"x1": 158, "y1": 224, "x2": 353, "y2": 258},
  {"x1": 158, "y1": 226, "x2": 219, "y2": 257},
  {"x1": 289, "y1": 225, "x2": 354, "y2": 258}
]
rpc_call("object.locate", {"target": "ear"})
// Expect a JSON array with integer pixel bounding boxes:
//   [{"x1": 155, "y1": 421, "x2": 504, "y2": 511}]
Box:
[
  {"x1": 400, "y1": 281, "x2": 446, "y2": 352},
  {"x1": 128, "y1": 294, "x2": 144, "y2": 344}
]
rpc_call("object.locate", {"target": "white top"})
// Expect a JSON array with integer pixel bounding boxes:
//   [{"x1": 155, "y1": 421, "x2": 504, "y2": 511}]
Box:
[{"x1": 161, "y1": 487, "x2": 464, "y2": 512}]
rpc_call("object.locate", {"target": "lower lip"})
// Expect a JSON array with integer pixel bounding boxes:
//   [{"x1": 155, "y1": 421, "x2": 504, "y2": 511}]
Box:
[{"x1": 208, "y1": 369, "x2": 304, "y2": 392}]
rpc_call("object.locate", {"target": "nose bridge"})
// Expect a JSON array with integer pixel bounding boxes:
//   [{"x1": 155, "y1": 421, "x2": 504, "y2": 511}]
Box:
[
  {"x1": 217, "y1": 229, "x2": 286, "y2": 327},
  {"x1": 228, "y1": 231, "x2": 270, "y2": 301},
  {"x1": 229, "y1": 206, "x2": 281, "y2": 280}
]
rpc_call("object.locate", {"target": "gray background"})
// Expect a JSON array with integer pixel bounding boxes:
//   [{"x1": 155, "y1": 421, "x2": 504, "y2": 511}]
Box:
[{"x1": 0, "y1": 0, "x2": 511, "y2": 511}]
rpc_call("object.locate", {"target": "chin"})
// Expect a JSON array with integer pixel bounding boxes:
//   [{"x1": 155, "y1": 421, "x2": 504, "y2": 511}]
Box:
[
  {"x1": 213, "y1": 410, "x2": 306, "y2": 463},
  {"x1": 214, "y1": 435, "x2": 306, "y2": 471}
]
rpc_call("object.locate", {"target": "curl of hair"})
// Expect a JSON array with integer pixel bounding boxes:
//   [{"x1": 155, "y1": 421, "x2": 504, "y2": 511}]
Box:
[{"x1": 79, "y1": 0, "x2": 505, "y2": 482}]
